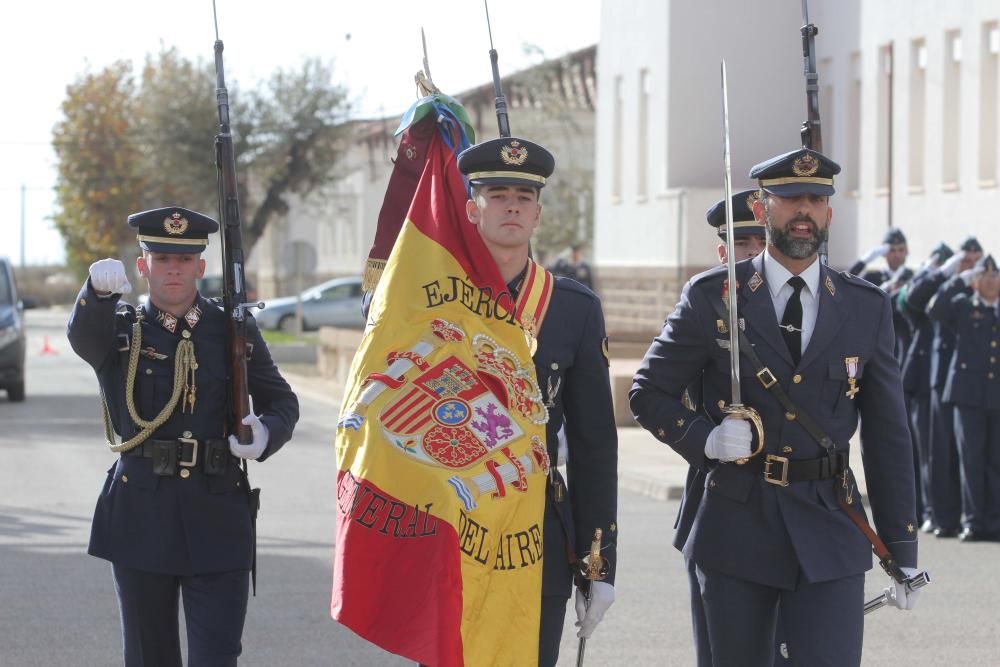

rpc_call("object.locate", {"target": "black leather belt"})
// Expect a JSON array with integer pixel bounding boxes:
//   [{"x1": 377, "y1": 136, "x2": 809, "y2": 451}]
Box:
[
  {"x1": 740, "y1": 449, "x2": 849, "y2": 487},
  {"x1": 124, "y1": 437, "x2": 231, "y2": 476}
]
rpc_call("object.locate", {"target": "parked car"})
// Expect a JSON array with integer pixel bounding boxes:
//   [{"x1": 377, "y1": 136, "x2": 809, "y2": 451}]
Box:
[
  {"x1": 254, "y1": 277, "x2": 366, "y2": 332},
  {"x1": 0, "y1": 257, "x2": 35, "y2": 402}
]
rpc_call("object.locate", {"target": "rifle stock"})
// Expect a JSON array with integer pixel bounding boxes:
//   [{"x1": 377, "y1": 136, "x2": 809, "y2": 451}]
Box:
[{"x1": 213, "y1": 35, "x2": 252, "y2": 444}]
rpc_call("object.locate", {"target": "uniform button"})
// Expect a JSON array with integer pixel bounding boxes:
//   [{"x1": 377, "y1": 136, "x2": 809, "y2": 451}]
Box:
[
  {"x1": 961, "y1": 363, "x2": 968, "y2": 369},
  {"x1": 182, "y1": 330, "x2": 191, "y2": 339},
  {"x1": 993, "y1": 341, "x2": 998, "y2": 349},
  {"x1": 182, "y1": 431, "x2": 192, "y2": 438},
  {"x1": 718, "y1": 400, "x2": 726, "y2": 410},
  {"x1": 79, "y1": 298, "x2": 87, "y2": 306},
  {"x1": 550, "y1": 362, "x2": 559, "y2": 370},
  {"x1": 236, "y1": 480, "x2": 241, "y2": 487},
  {"x1": 179, "y1": 469, "x2": 191, "y2": 479},
  {"x1": 990, "y1": 373, "x2": 995, "y2": 380},
  {"x1": 709, "y1": 480, "x2": 717, "y2": 488},
  {"x1": 121, "y1": 474, "x2": 128, "y2": 483},
  {"x1": 992, "y1": 357, "x2": 997, "y2": 364},
  {"x1": 785, "y1": 412, "x2": 796, "y2": 421},
  {"x1": 782, "y1": 445, "x2": 793, "y2": 453},
  {"x1": 145, "y1": 368, "x2": 153, "y2": 375},
  {"x1": 792, "y1": 374, "x2": 802, "y2": 384}
]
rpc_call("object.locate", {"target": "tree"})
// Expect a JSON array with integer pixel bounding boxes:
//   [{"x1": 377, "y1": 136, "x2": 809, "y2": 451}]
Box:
[
  {"x1": 52, "y1": 61, "x2": 147, "y2": 277},
  {"x1": 52, "y1": 49, "x2": 352, "y2": 277}
]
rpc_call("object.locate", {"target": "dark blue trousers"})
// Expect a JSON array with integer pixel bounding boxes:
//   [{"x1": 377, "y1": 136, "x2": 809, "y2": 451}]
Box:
[
  {"x1": 907, "y1": 393, "x2": 931, "y2": 523},
  {"x1": 112, "y1": 563, "x2": 249, "y2": 667},
  {"x1": 688, "y1": 559, "x2": 793, "y2": 665},
  {"x1": 538, "y1": 594, "x2": 569, "y2": 667},
  {"x1": 953, "y1": 405, "x2": 1000, "y2": 533},
  {"x1": 695, "y1": 564, "x2": 864, "y2": 667},
  {"x1": 928, "y1": 390, "x2": 963, "y2": 529}
]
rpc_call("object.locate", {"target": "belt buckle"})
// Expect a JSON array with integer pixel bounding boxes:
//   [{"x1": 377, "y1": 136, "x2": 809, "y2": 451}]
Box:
[
  {"x1": 178, "y1": 438, "x2": 199, "y2": 468},
  {"x1": 756, "y1": 367, "x2": 778, "y2": 389},
  {"x1": 763, "y1": 454, "x2": 790, "y2": 487}
]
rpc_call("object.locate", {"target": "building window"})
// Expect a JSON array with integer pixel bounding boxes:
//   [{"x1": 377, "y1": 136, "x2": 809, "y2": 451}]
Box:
[
  {"x1": 942, "y1": 30, "x2": 962, "y2": 189},
  {"x1": 847, "y1": 52, "x2": 862, "y2": 193},
  {"x1": 979, "y1": 23, "x2": 999, "y2": 187},
  {"x1": 908, "y1": 39, "x2": 927, "y2": 190},
  {"x1": 876, "y1": 45, "x2": 893, "y2": 191},
  {"x1": 637, "y1": 69, "x2": 649, "y2": 200},
  {"x1": 612, "y1": 75, "x2": 624, "y2": 203}
]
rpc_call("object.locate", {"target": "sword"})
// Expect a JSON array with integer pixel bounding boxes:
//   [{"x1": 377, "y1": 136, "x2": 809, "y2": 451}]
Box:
[
  {"x1": 719, "y1": 60, "x2": 764, "y2": 462},
  {"x1": 863, "y1": 570, "x2": 931, "y2": 615},
  {"x1": 576, "y1": 528, "x2": 610, "y2": 667}
]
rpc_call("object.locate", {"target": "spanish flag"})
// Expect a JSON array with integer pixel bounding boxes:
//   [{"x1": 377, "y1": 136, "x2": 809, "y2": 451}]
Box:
[{"x1": 331, "y1": 99, "x2": 551, "y2": 666}]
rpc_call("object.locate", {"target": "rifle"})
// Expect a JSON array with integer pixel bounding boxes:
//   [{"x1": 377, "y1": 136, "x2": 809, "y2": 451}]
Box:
[
  {"x1": 483, "y1": 0, "x2": 511, "y2": 138},
  {"x1": 212, "y1": 1, "x2": 253, "y2": 445},
  {"x1": 799, "y1": 0, "x2": 828, "y2": 265}
]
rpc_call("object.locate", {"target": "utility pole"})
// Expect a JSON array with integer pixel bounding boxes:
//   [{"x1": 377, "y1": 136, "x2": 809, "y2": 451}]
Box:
[{"x1": 20, "y1": 183, "x2": 26, "y2": 269}]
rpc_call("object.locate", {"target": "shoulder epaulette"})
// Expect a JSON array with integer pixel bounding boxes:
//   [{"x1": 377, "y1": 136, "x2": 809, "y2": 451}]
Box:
[{"x1": 839, "y1": 270, "x2": 885, "y2": 294}]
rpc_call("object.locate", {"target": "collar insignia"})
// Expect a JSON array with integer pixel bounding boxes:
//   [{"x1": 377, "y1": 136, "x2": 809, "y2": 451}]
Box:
[
  {"x1": 792, "y1": 153, "x2": 820, "y2": 177},
  {"x1": 748, "y1": 272, "x2": 764, "y2": 293},
  {"x1": 825, "y1": 275, "x2": 836, "y2": 296},
  {"x1": 163, "y1": 212, "x2": 189, "y2": 236},
  {"x1": 157, "y1": 311, "x2": 178, "y2": 333},
  {"x1": 184, "y1": 305, "x2": 202, "y2": 330},
  {"x1": 500, "y1": 140, "x2": 529, "y2": 166}
]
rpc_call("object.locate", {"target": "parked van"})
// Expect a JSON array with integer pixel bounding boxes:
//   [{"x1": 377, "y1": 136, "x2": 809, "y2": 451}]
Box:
[{"x1": 0, "y1": 257, "x2": 33, "y2": 401}]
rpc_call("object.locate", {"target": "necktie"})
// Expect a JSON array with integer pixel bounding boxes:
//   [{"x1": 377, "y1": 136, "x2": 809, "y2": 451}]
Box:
[{"x1": 780, "y1": 276, "x2": 806, "y2": 365}]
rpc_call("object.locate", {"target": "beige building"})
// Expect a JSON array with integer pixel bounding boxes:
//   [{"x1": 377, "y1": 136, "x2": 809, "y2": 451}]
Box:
[{"x1": 594, "y1": 0, "x2": 1000, "y2": 336}]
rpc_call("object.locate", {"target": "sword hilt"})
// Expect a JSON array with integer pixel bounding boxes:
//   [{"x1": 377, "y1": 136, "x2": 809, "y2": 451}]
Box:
[
  {"x1": 723, "y1": 403, "x2": 765, "y2": 464},
  {"x1": 863, "y1": 569, "x2": 931, "y2": 615}
]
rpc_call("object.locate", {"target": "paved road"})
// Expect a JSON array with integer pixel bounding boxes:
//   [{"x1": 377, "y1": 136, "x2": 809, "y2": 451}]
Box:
[{"x1": 1, "y1": 308, "x2": 998, "y2": 665}]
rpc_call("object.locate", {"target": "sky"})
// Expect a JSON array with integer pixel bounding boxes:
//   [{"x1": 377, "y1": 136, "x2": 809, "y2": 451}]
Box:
[{"x1": 0, "y1": 0, "x2": 600, "y2": 266}]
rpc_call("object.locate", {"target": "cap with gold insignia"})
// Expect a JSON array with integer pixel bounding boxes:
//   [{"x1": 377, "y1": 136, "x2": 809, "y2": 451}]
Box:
[
  {"x1": 882, "y1": 227, "x2": 907, "y2": 246},
  {"x1": 975, "y1": 254, "x2": 998, "y2": 274},
  {"x1": 457, "y1": 136, "x2": 555, "y2": 189},
  {"x1": 961, "y1": 236, "x2": 984, "y2": 253},
  {"x1": 128, "y1": 206, "x2": 219, "y2": 253},
  {"x1": 749, "y1": 148, "x2": 841, "y2": 197},
  {"x1": 705, "y1": 188, "x2": 765, "y2": 239}
]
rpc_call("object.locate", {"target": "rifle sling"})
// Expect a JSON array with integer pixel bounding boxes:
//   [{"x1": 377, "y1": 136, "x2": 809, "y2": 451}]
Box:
[{"x1": 709, "y1": 295, "x2": 907, "y2": 582}]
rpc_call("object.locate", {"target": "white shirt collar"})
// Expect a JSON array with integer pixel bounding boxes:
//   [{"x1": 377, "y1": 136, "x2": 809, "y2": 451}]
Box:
[{"x1": 763, "y1": 248, "x2": 820, "y2": 298}]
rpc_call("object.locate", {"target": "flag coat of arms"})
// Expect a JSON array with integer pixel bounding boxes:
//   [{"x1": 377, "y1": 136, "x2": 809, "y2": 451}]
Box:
[{"x1": 331, "y1": 99, "x2": 552, "y2": 667}]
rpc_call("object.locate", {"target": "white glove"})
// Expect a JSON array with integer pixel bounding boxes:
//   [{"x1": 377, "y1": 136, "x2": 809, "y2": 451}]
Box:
[
  {"x1": 228, "y1": 413, "x2": 270, "y2": 460},
  {"x1": 88, "y1": 258, "x2": 132, "y2": 295},
  {"x1": 860, "y1": 244, "x2": 891, "y2": 264},
  {"x1": 574, "y1": 581, "x2": 614, "y2": 639},
  {"x1": 887, "y1": 566, "x2": 923, "y2": 611},
  {"x1": 940, "y1": 253, "x2": 964, "y2": 277},
  {"x1": 959, "y1": 266, "x2": 983, "y2": 284},
  {"x1": 704, "y1": 417, "x2": 752, "y2": 462}
]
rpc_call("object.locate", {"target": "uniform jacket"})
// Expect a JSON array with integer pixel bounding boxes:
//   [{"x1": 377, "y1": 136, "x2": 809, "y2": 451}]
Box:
[
  {"x1": 899, "y1": 266, "x2": 935, "y2": 397},
  {"x1": 630, "y1": 253, "x2": 917, "y2": 589},
  {"x1": 532, "y1": 276, "x2": 618, "y2": 596},
  {"x1": 67, "y1": 281, "x2": 299, "y2": 575},
  {"x1": 908, "y1": 269, "x2": 966, "y2": 391},
  {"x1": 927, "y1": 278, "x2": 1000, "y2": 410}
]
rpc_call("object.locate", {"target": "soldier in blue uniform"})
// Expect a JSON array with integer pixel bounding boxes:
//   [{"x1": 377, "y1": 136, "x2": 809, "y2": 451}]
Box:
[
  {"x1": 897, "y1": 244, "x2": 954, "y2": 535},
  {"x1": 849, "y1": 227, "x2": 908, "y2": 286},
  {"x1": 631, "y1": 148, "x2": 920, "y2": 666},
  {"x1": 67, "y1": 206, "x2": 299, "y2": 667},
  {"x1": 927, "y1": 253, "x2": 1000, "y2": 541},
  {"x1": 906, "y1": 237, "x2": 983, "y2": 537},
  {"x1": 456, "y1": 138, "x2": 619, "y2": 667}
]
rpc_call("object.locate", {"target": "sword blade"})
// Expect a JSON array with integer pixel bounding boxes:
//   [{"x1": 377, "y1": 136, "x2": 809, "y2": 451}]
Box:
[
  {"x1": 720, "y1": 60, "x2": 741, "y2": 405},
  {"x1": 576, "y1": 585, "x2": 594, "y2": 667}
]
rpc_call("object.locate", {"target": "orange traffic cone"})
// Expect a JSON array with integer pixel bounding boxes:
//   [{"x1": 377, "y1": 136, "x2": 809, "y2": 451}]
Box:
[{"x1": 39, "y1": 335, "x2": 58, "y2": 355}]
